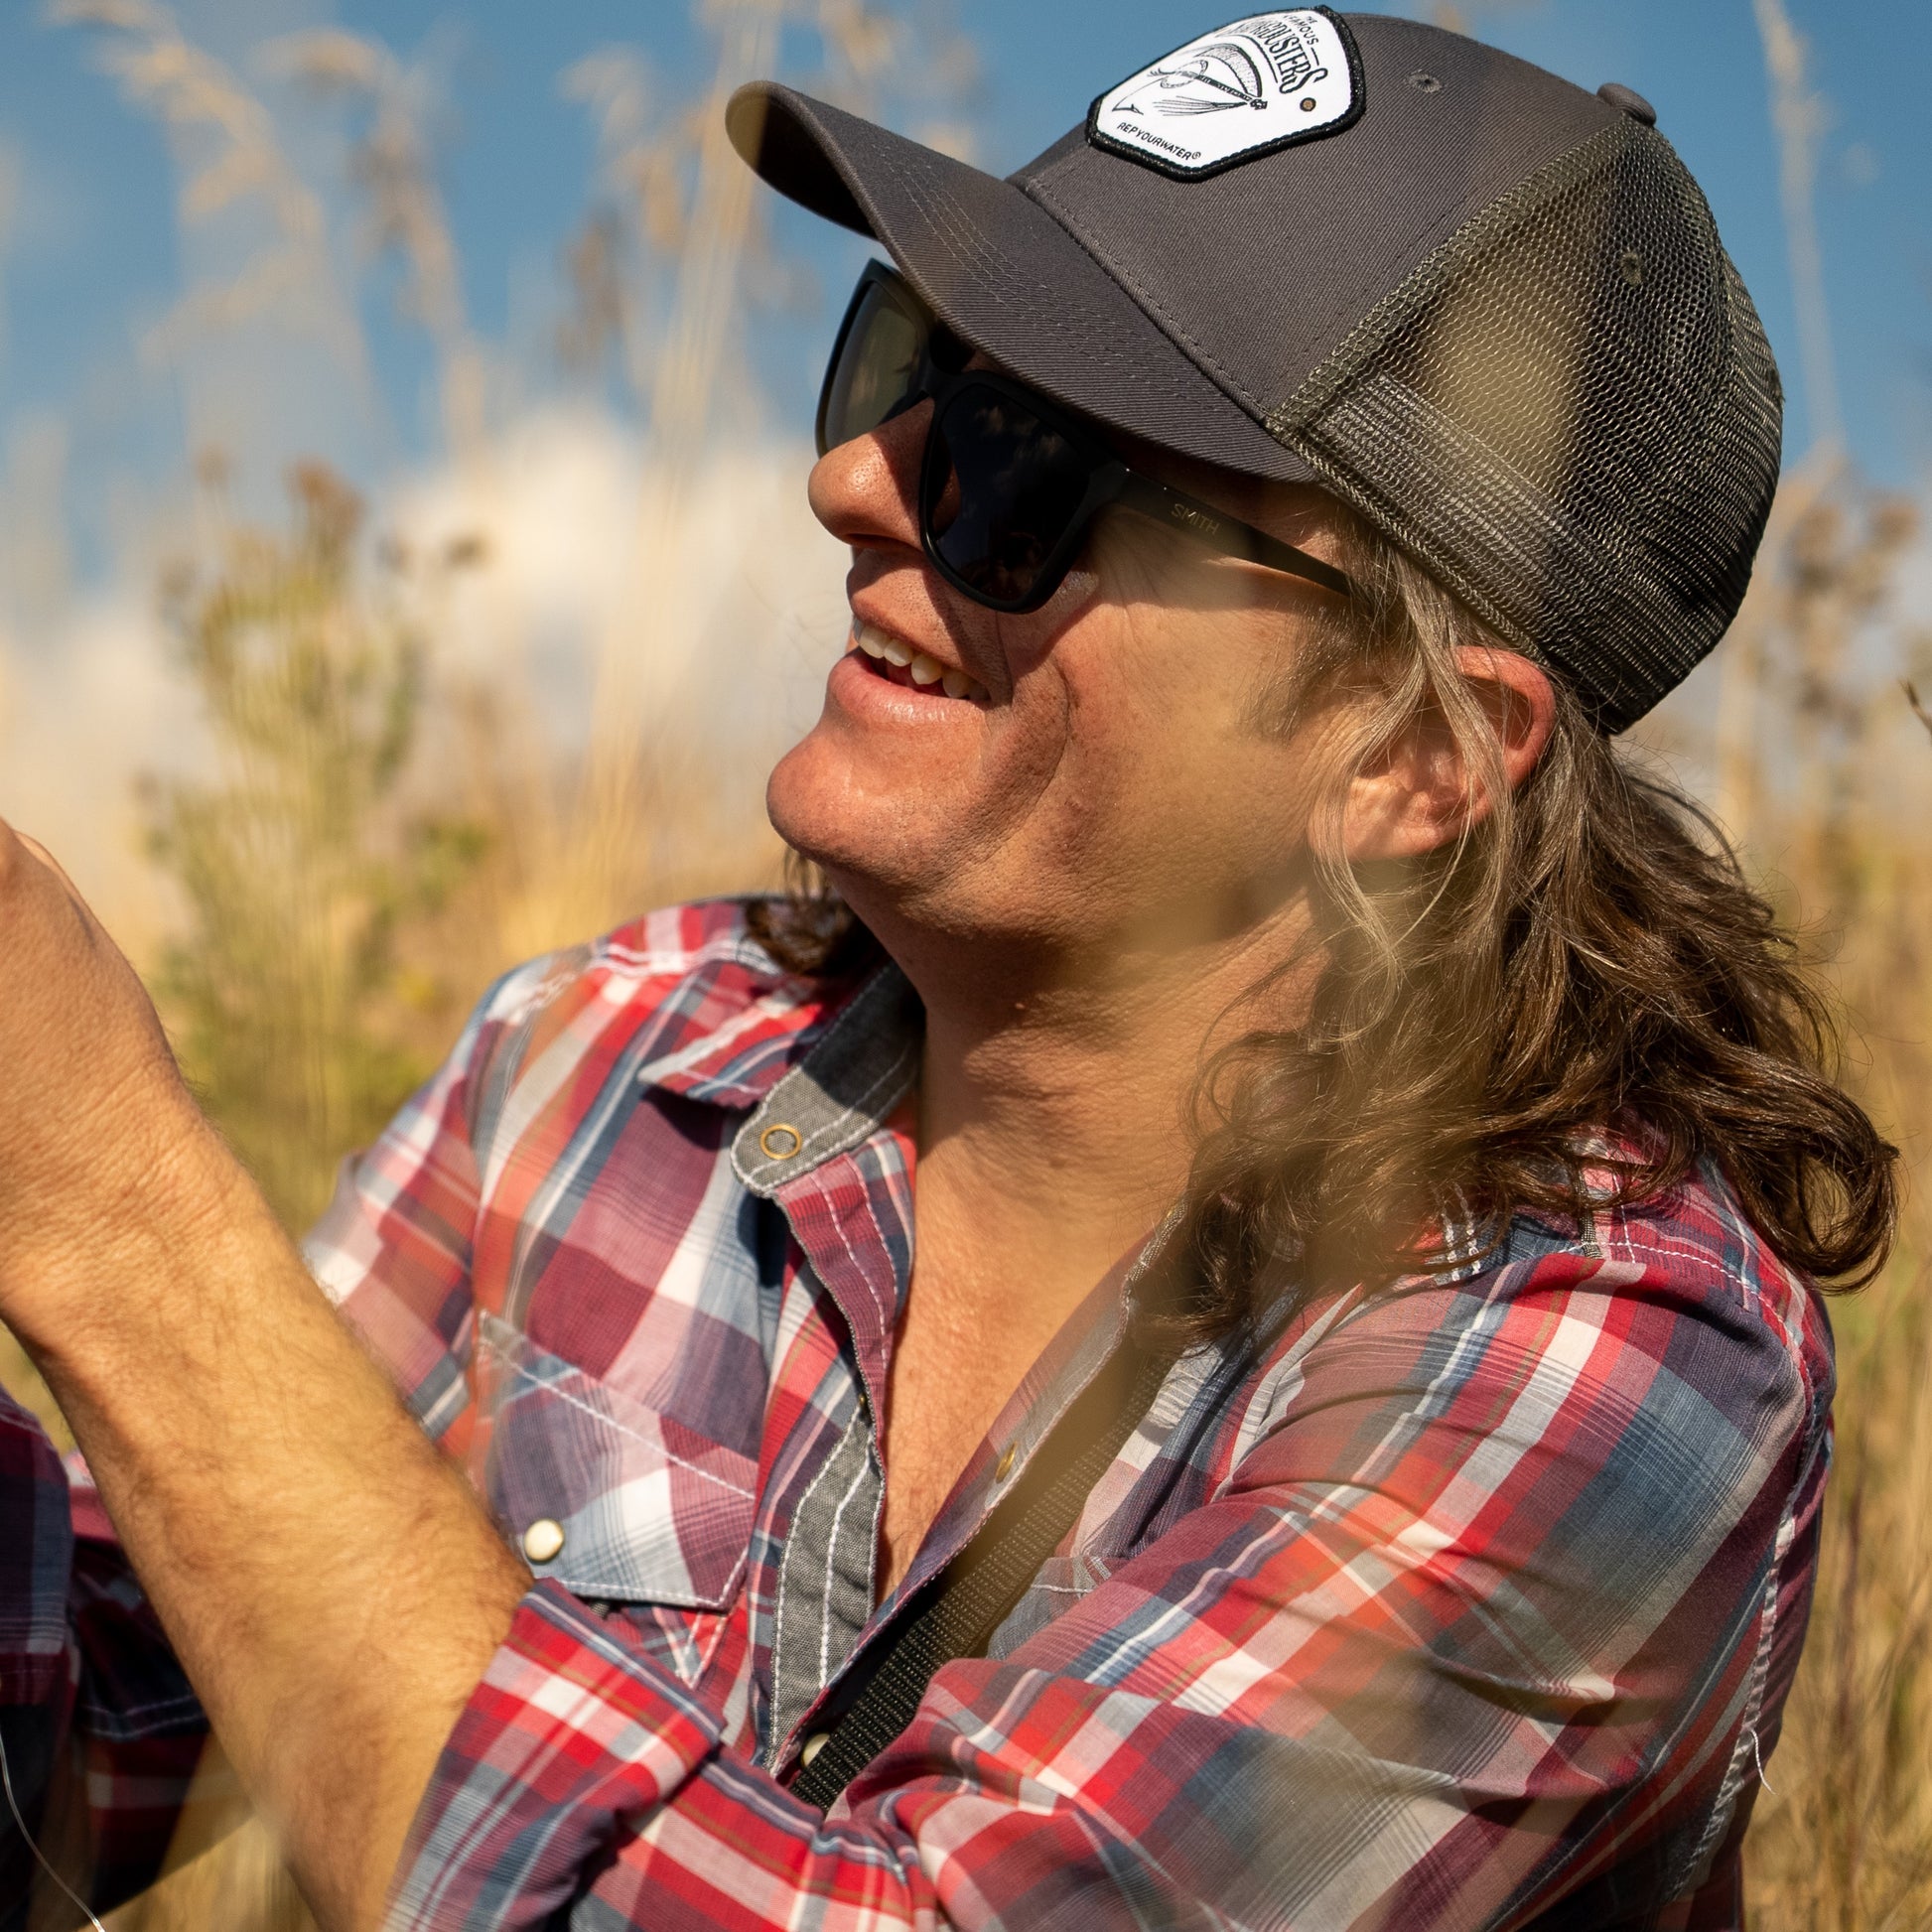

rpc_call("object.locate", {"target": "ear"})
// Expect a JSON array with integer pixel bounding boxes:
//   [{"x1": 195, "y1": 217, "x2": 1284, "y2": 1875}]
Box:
[{"x1": 1340, "y1": 646, "x2": 1557, "y2": 863}]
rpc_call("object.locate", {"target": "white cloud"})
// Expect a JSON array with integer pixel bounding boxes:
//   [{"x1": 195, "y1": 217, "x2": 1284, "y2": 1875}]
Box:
[
  {"x1": 0, "y1": 590, "x2": 206, "y2": 952},
  {"x1": 385, "y1": 408, "x2": 848, "y2": 761},
  {"x1": 0, "y1": 407, "x2": 852, "y2": 950}
]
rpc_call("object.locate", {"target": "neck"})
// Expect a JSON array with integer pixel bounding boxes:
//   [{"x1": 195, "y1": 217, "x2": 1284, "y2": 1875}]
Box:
[{"x1": 862, "y1": 895, "x2": 1313, "y2": 1323}]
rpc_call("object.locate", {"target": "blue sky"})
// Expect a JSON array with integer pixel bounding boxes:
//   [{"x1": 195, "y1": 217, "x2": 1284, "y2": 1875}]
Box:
[{"x1": 0, "y1": 0, "x2": 1925, "y2": 577}]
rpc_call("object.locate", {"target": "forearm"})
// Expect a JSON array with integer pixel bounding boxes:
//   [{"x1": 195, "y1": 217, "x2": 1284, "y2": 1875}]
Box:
[{"x1": 11, "y1": 1121, "x2": 528, "y2": 1931}]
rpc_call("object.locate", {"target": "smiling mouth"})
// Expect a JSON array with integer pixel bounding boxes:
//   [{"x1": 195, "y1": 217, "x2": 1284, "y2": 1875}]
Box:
[{"x1": 850, "y1": 620, "x2": 991, "y2": 704}]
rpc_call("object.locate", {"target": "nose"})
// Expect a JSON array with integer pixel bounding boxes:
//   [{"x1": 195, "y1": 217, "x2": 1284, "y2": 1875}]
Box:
[{"x1": 807, "y1": 399, "x2": 932, "y2": 561}]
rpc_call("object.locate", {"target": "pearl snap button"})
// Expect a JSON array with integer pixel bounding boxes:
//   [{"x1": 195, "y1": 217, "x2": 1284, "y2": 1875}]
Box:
[
  {"x1": 800, "y1": 1732, "x2": 831, "y2": 1767},
  {"x1": 522, "y1": 1518, "x2": 566, "y2": 1565}
]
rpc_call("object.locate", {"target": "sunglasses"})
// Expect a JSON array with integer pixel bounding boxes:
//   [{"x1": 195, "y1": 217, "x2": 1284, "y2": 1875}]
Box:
[{"x1": 816, "y1": 261, "x2": 1356, "y2": 615}]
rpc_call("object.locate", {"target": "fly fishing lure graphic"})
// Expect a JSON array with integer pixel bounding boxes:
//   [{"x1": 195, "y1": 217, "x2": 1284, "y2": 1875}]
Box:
[{"x1": 1113, "y1": 40, "x2": 1274, "y2": 116}]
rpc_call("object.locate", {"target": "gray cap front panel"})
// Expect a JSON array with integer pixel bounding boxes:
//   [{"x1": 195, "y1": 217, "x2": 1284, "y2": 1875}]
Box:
[
  {"x1": 1015, "y1": 14, "x2": 1615, "y2": 428},
  {"x1": 730, "y1": 83, "x2": 1317, "y2": 480}
]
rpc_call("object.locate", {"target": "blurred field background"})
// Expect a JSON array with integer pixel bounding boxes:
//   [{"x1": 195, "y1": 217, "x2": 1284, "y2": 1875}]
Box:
[{"x1": 0, "y1": 0, "x2": 1924, "y2": 1926}]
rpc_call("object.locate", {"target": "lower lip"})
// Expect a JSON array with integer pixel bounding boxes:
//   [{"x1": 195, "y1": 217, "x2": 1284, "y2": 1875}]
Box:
[{"x1": 827, "y1": 647, "x2": 983, "y2": 726}]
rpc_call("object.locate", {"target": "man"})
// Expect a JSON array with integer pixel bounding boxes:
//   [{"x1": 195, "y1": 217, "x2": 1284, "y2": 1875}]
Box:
[{"x1": 0, "y1": 11, "x2": 1897, "y2": 1930}]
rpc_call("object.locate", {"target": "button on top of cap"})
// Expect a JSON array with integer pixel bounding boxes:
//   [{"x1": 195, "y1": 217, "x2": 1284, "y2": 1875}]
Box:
[{"x1": 1597, "y1": 82, "x2": 1657, "y2": 126}]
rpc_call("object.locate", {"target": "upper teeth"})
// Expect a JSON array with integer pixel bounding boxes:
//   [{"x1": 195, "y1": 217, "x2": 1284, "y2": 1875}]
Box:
[{"x1": 852, "y1": 621, "x2": 988, "y2": 702}]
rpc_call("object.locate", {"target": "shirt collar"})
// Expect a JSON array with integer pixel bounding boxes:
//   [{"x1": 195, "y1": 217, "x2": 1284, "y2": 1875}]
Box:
[
  {"x1": 730, "y1": 963, "x2": 923, "y2": 1194},
  {"x1": 632, "y1": 950, "x2": 917, "y2": 1118}
]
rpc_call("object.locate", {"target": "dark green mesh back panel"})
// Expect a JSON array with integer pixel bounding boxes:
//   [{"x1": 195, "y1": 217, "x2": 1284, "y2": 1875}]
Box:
[{"x1": 1269, "y1": 118, "x2": 1783, "y2": 732}]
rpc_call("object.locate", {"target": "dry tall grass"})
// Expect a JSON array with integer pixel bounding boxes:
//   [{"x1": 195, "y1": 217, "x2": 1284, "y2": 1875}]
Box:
[
  {"x1": 1692, "y1": 479, "x2": 1932, "y2": 1931},
  {"x1": 0, "y1": 2, "x2": 1925, "y2": 1929}
]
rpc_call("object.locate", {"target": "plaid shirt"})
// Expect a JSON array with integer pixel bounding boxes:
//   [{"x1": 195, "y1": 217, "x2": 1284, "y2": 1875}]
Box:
[{"x1": 1, "y1": 897, "x2": 1833, "y2": 1930}]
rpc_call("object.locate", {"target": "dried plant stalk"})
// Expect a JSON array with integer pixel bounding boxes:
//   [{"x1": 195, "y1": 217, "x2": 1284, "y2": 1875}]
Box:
[{"x1": 50, "y1": 0, "x2": 367, "y2": 382}]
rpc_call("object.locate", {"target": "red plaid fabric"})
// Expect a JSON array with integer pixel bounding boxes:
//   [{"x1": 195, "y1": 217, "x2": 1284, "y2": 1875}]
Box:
[{"x1": 1, "y1": 898, "x2": 1833, "y2": 1931}]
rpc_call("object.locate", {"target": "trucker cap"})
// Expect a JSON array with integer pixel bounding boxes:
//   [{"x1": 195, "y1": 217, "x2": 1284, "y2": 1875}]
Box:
[{"x1": 726, "y1": 10, "x2": 1783, "y2": 734}]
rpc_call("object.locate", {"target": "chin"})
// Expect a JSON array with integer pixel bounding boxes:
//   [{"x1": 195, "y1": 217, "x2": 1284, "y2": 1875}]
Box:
[
  {"x1": 763, "y1": 700, "x2": 1075, "y2": 950},
  {"x1": 766, "y1": 734, "x2": 1015, "y2": 955},
  {"x1": 765, "y1": 730, "x2": 924, "y2": 897}
]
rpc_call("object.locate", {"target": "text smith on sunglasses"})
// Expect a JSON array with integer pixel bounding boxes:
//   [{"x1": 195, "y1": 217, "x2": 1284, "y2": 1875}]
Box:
[{"x1": 0, "y1": 12, "x2": 1891, "y2": 1932}]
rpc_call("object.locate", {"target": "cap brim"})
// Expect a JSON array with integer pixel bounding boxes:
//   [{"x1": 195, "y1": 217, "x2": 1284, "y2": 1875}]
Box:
[{"x1": 728, "y1": 83, "x2": 1316, "y2": 487}]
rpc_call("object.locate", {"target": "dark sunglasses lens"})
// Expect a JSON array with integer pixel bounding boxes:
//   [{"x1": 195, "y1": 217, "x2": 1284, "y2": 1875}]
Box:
[
  {"x1": 821, "y1": 283, "x2": 926, "y2": 453},
  {"x1": 926, "y1": 388, "x2": 1089, "y2": 607}
]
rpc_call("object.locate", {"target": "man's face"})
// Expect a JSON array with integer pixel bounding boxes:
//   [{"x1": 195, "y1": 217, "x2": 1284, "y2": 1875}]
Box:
[{"x1": 765, "y1": 393, "x2": 1351, "y2": 967}]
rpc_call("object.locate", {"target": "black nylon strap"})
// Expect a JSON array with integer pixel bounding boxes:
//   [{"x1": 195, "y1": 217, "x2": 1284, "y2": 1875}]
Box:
[{"x1": 789, "y1": 1328, "x2": 1182, "y2": 1813}]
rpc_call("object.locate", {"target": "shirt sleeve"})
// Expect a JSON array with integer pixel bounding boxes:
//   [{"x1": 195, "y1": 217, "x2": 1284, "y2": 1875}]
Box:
[
  {"x1": 384, "y1": 1240, "x2": 1827, "y2": 1931},
  {"x1": 0, "y1": 1381, "x2": 73, "y2": 1923},
  {"x1": 0, "y1": 1389, "x2": 213, "y2": 1923}
]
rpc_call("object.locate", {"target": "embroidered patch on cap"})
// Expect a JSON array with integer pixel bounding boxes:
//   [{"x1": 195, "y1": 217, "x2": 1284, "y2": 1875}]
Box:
[{"x1": 1088, "y1": 9, "x2": 1364, "y2": 180}]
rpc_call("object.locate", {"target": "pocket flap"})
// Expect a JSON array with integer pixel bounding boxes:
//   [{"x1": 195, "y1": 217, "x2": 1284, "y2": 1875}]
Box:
[{"x1": 477, "y1": 1313, "x2": 758, "y2": 1610}]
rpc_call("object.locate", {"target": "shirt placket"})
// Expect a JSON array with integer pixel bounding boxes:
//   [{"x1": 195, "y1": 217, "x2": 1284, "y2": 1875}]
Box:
[
  {"x1": 730, "y1": 965, "x2": 917, "y2": 1765},
  {"x1": 729, "y1": 962, "x2": 1158, "y2": 1778},
  {"x1": 763, "y1": 1246, "x2": 1142, "y2": 1782},
  {"x1": 756, "y1": 1155, "x2": 903, "y2": 1764}
]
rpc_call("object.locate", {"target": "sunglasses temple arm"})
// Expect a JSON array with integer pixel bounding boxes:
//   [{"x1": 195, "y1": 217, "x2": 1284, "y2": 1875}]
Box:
[{"x1": 1117, "y1": 473, "x2": 1357, "y2": 602}]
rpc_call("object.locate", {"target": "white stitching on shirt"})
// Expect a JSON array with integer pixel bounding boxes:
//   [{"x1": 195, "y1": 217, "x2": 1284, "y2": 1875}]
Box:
[
  {"x1": 791, "y1": 1042, "x2": 919, "y2": 1165},
  {"x1": 479, "y1": 1329, "x2": 756, "y2": 1500},
  {"x1": 74, "y1": 1690, "x2": 206, "y2": 1726},
  {"x1": 823, "y1": 1178, "x2": 897, "y2": 1337},
  {"x1": 767, "y1": 1406, "x2": 868, "y2": 1768}
]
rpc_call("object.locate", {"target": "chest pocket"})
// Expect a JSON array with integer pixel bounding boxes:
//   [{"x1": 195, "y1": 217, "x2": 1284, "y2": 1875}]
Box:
[{"x1": 476, "y1": 1312, "x2": 758, "y2": 1610}]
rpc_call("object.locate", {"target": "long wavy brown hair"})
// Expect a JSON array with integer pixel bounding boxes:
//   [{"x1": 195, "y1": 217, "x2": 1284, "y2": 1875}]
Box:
[{"x1": 751, "y1": 512, "x2": 1898, "y2": 1338}]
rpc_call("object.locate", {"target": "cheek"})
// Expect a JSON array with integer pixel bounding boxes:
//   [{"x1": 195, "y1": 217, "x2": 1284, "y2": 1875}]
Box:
[
  {"x1": 976, "y1": 693, "x2": 1189, "y2": 901},
  {"x1": 1070, "y1": 621, "x2": 1246, "y2": 789},
  {"x1": 1045, "y1": 629, "x2": 1310, "y2": 882}
]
